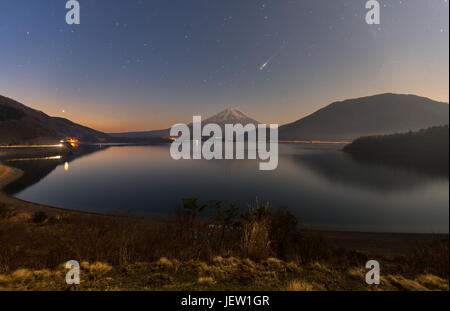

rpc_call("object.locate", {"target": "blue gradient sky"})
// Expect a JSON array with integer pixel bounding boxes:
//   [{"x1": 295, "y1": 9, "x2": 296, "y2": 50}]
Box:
[{"x1": 0, "y1": 0, "x2": 448, "y2": 132}]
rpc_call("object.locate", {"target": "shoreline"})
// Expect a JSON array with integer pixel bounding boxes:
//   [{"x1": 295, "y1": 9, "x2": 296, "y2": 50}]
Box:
[
  {"x1": 0, "y1": 162, "x2": 77, "y2": 217},
  {"x1": 0, "y1": 160, "x2": 448, "y2": 255},
  {"x1": 0, "y1": 162, "x2": 125, "y2": 218}
]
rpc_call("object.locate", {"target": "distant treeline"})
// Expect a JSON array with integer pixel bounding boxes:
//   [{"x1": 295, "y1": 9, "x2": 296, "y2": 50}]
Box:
[{"x1": 343, "y1": 125, "x2": 449, "y2": 164}]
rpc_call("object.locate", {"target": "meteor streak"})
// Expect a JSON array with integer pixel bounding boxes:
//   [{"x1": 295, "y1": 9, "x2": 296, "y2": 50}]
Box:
[
  {"x1": 259, "y1": 42, "x2": 287, "y2": 71},
  {"x1": 259, "y1": 62, "x2": 269, "y2": 71}
]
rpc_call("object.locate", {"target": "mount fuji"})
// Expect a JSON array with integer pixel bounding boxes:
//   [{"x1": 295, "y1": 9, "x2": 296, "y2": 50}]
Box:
[{"x1": 109, "y1": 108, "x2": 261, "y2": 139}]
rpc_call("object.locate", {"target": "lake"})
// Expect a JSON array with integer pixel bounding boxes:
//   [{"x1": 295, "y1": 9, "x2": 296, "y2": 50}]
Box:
[{"x1": 8, "y1": 144, "x2": 449, "y2": 233}]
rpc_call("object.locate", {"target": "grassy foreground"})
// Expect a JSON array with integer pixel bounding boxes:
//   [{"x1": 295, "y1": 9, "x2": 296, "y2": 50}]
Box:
[
  {"x1": 0, "y1": 164, "x2": 448, "y2": 291},
  {"x1": 1, "y1": 257, "x2": 448, "y2": 291}
]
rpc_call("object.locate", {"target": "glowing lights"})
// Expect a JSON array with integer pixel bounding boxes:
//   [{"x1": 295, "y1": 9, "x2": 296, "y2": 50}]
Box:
[
  {"x1": 6, "y1": 155, "x2": 62, "y2": 162},
  {"x1": 0, "y1": 145, "x2": 65, "y2": 148},
  {"x1": 63, "y1": 138, "x2": 79, "y2": 148},
  {"x1": 64, "y1": 162, "x2": 69, "y2": 171}
]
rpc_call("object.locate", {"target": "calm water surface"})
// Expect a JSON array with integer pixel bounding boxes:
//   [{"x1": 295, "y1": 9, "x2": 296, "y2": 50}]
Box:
[{"x1": 11, "y1": 144, "x2": 449, "y2": 233}]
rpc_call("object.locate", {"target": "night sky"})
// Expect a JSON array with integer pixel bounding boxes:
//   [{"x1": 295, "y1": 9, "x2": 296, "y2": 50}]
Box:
[{"x1": 0, "y1": 0, "x2": 448, "y2": 132}]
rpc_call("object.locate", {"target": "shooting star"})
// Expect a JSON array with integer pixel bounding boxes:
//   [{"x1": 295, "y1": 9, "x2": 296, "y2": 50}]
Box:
[
  {"x1": 259, "y1": 42, "x2": 287, "y2": 71},
  {"x1": 259, "y1": 61, "x2": 269, "y2": 71}
]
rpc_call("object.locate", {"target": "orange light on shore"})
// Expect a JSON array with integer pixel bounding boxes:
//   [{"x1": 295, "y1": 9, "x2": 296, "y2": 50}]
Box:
[
  {"x1": 64, "y1": 162, "x2": 69, "y2": 171},
  {"x1": 64, "y1": 138, "x2": 79, "y2": 147}
]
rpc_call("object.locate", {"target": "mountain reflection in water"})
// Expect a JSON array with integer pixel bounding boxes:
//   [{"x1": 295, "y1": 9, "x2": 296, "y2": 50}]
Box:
[{"x1": 4, "y1": 144, "x2": 448, "y2": 233}]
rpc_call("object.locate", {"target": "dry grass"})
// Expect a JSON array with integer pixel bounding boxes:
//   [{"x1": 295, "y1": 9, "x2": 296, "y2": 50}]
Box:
[
  {"x1": 285, "y1": 280, "x2": 314, "y2": 291},
  {"x1": 415, "y1": 274, "x2": 449, "y2": 291},
  {"x1": 0, "y1": 257, "x2": 446, "y2": 291},
  {"x1": 408, "y1": 236, "x2": 449, "y2": 278},
  {"x1": 0, "y1": 198, "x2": 338, "y2": 272},
  {"x1": 197, "y1": 276, "x2": 215, "y2": 285},
  {"x1": 0, "y1": 197, "x2": 448, "y2": 291}
]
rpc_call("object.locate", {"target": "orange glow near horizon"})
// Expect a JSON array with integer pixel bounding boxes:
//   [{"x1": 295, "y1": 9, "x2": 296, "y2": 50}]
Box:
[
  {"x1": 0, "y1": 1, "x2": 447, "y2": 134},
  {"x1": 3, "y1": 86, "x2": 448, "y2": 134}
]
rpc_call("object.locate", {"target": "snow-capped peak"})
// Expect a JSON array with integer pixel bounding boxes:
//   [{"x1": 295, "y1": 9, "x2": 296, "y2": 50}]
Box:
[{"x1": 204, "y1": 108, "x2": 260, "y2": 125}]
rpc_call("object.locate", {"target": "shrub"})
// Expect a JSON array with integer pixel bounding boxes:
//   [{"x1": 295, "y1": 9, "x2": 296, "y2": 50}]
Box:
[
  {"x1": 31, "y1": 211, "x2": 48, "y2": 224},
  {"x1": 0, "y1": 204, "x2": 11, "y2": 219},
  {"x1": 409, "y1": 236, "x2": 449, "y2": 278}
]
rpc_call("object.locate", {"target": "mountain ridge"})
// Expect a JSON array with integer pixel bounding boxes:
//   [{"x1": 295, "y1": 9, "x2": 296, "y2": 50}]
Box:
[
  {"x1": 278, "y1": 93, "x2": 449, "y2": 141},
  {"x1": 110, "y1": 108, "x2": 260, "y2": 139},
  {"x1": 0, "y1": 95, "x2": 110, "y2": 144},
  {"x1": 2, "y1": 93, "x2": 448, "y2": 144},
  {"x1": 202, "y1": 108, "x2": 260, "y2": 126},
  {"x1": 110, "y1": 93, "x2": 449, "y2": 141}
]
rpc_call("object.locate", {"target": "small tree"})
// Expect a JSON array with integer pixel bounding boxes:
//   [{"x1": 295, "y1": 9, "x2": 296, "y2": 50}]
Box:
[{"x1": 31, "y1": 211, "x2": 48, "y2": 224}]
